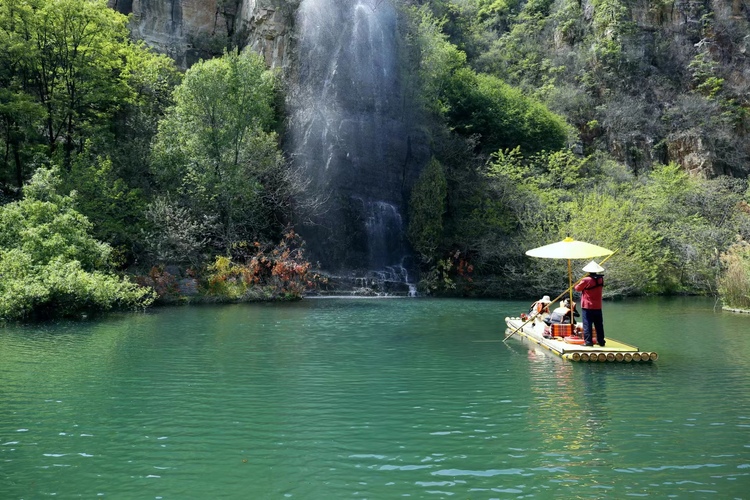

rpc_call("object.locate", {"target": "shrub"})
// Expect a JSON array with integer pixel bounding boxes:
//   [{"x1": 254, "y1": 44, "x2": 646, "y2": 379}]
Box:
[
  {"x1": 0, "y1": 168, "x2": 155, "y2": 321},
  {"x1": 718, "y1": 240, "x2": 750, "y2": 310},
  {"x1": 408, "y1": 157, "x2": 447, "y2": 262},
  {"x1": 205, "y1": 229, "x2": 320, "y2": 301}
]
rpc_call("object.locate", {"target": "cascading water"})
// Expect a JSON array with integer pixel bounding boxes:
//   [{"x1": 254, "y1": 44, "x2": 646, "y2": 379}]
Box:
[{"x1": 288, "y1": 0, "x2": 428, "y2": 293}]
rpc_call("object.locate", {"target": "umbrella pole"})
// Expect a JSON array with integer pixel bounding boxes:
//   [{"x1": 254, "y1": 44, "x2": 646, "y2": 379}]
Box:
[{"x1": 568, "y1": 259, "x2": 573, "y2": 324}]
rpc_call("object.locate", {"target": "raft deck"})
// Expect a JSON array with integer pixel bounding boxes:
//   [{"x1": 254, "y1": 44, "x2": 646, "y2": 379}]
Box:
[{"x1": 505, "y1": 316, "x2": 658, "y2": 363}]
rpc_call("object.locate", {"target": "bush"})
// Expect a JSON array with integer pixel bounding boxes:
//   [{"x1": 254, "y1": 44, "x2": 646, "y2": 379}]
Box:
[
  {"x1": 718, "y1": 240, "x2": 750, "y2": 310},
  {"x1": 0, "y1": 168, "x2": 155, "y2": 321},
  {"x1": 443, "y1": 68, "x2": 570, "y2": 155},
  {"x1": 205, "y1": 229, "x2": 320, "y2": 301}
]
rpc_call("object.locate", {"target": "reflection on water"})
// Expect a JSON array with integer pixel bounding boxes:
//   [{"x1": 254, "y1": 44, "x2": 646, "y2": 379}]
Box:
[{"x1": 1, "y1": 297, "x2": 749, "y2": 498}]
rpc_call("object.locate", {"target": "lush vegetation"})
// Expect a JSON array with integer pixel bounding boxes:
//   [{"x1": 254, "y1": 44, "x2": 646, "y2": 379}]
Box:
[
  {"x1": 718, "y1": 238, "x2": 750, "y2": 310},
  {"x1": 399, "y1": 1, "x2": 750, "y2": 303},
  {"x1": 0, "y1": 168, "x2": 155, "y2": 320},
  {"x1": 0, "y1": 0, "x2": 314, "y2": 321},
  {"x1": 1, "y1": 0, "x2": 749, "y2": 320},
  {"x1": 149, "y1": 49, "x2": 292, "y2": 261}
]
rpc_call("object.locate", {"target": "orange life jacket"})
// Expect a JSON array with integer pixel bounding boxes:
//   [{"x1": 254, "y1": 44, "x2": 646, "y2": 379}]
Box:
[{"x1": 533, "y1": 301, "x2": 550, "y2": 314}]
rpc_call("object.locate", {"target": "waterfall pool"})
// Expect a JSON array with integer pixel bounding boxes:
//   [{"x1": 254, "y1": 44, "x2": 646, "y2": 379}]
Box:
[{"x1": 1, "y1": 297, "x2": 748, "y2": 498}]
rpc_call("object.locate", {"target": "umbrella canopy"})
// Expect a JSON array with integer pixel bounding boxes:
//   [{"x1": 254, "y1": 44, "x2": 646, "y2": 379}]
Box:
[{"x1": 526, "y1": 237, "x2": 614, "y2": 260}]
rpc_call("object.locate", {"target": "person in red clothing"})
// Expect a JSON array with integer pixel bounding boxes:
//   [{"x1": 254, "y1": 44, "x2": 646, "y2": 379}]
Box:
[{"x1": 574, "y1": 260, "x2": 605, "y2": 347}]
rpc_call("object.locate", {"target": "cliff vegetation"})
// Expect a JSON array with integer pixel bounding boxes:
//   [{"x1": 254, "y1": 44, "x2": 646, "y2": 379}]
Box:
[
  {"x1": 1, "y1": 0, "x2": 749, "y2": 320},
  {"x1": 401, "y1": 0, "x2": 750, "y2": 304}
]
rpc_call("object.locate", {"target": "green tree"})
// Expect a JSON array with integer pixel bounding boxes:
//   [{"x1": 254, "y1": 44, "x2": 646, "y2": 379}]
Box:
[
  {"x1": 564, "y1": 192, "x2": 667, "y2": 296},
  {"x1": 408, "y1": 157, "x2": 448, "y2": 262},
  {"x1": 9, "y1": 0, "x2": 131, "y2": 163},
  {"x1": 407, "y1": 5, "x2": 569, "y2": 155},
  {"x1": 0, "y1": 0, "x2": 180, "y2": 195},
  {"x1": 0, "y1": 167, "x2": 155, "y2": 321},
  {"x1": 442, "y1": 68, "x2": 569, "y2": 155},
  {"x1": 150, "y1": 48, "x2": 287, "y2": 255},
  {"x1": 62, "y1": 151, "x2": 148, "y2": 259},
  {"x1": 0, "y1": 0, "x2": 44, "y2": 192}
]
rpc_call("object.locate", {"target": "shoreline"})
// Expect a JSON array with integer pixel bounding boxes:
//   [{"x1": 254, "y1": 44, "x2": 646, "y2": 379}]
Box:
[{"x1": 722, "y1": 306, "x2": 750, "y2": 314}]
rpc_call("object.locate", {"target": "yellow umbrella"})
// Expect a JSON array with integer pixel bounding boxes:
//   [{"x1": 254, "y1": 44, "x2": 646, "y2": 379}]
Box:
[
  {"x1": 525, "y1": 237, "x2": 614, "y2": 260},
  {"x1": 526, "y1": 237, "x2": 613, "y2": 311}
]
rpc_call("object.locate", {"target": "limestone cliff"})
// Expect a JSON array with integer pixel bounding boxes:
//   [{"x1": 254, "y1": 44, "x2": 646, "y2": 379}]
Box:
[
  {"x1": 108, "y1": 0, "x2": 297, "y2": 69},
  {"x1": 587, "y1": 0, "x2": 749, "y2": 177}
]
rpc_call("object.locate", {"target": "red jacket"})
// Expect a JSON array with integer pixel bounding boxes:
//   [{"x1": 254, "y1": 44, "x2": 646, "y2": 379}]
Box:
[{"x1": 575, "y1": 275, "x2": 604, "y2": 309}]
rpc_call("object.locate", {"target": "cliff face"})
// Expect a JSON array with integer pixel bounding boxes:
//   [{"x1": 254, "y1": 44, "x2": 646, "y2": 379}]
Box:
[
  {"x1": 108, "y1": 0, "x2": 297, "y2": 69},
  {"x1": 596, "y1": 0, "x2": 749, "y2": 177},
  {"x1": 114, "y1": 0, "x2": 749, "y2": 179}
]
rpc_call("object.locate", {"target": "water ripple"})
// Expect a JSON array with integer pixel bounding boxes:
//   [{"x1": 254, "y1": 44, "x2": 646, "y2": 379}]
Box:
[{"x1": 1, "y1": 298, "x2": 749, "y2": 498}]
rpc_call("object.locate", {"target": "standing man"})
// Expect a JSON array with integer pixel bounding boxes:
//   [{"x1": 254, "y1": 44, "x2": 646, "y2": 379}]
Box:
[{"x1": 575, "y1": 261, "x2": 605, "y2": 347}]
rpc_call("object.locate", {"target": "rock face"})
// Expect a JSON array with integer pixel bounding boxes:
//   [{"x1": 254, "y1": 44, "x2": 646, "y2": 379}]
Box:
[
  {"x1": 108, "y1": 0, "x2": 297, "y2": 69},
  {"x1": 112, "y1": 0, "x2": 429, "y2": 282},
  {"x1": 605, "y1": 0, "x2": 750, "y2": 177}
]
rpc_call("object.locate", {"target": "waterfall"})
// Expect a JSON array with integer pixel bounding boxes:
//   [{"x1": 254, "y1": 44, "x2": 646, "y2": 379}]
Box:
[{"x1": 288, "y1": 0, "x2": 425, "y2": 289}]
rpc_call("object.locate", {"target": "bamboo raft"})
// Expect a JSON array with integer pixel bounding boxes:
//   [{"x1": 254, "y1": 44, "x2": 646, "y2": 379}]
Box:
[{"x1": 505, "y1": 316, "x2": 658, "y2": 363}]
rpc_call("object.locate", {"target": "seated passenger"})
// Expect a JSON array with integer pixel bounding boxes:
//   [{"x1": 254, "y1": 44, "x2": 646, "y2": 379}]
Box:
[
  {"x1": 529, "y1": 295, "x2": 551, "y2": 319},
  {"x1": 545, "y1": 298, "x2": 580, "y2": 325}
]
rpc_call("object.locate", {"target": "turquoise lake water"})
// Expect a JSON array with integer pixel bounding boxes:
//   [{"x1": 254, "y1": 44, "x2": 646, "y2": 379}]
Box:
[{"x1": 1, "y1": 297, "x2": 749, "y2": 498}]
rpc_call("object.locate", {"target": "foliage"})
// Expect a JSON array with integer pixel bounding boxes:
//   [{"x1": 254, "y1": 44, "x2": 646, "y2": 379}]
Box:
[
  {"x1": 407, "y1": 157, "x2": 447, "y2": 262},
  {"x1": 634, "y1": 164, "x2": 746, "y2": 294},
  {"x1": 108, "y1": 41, "x2": 182, "y2": 190},
  {"x1": 430, "y1": 144, "x2": 750, "y2": 299},
  {"x1": 0, "y1": 0, "x2": 180, "y2": 268},
  {"x1": 142, "y1": 195, "x2": 213, "y2": 267},
  {"x1": 61, "y1": 151, "x2": 148, "y2": 259},
  {"x1": 409, "y1": 5, "x2": 467, "y2": 116},
  {"x1": 418, "y1": 249, "x2": 474, "y2": 295},
  {"x1": 0, "y1": 0, "x2": 131, "y2": 167},
  {"x1": 442, "y1": 68, "x2": 570, "y2": 155},
  {"x1": 0, "y1": 168, "x2": 155, "y2": 321},
  {"x1": 205, "y1": 229, "x2": 320, "y2": 301},
  {"x1": 150, "y1": 49, "x2": 290, "y2": 255},
  {"x1": 429, "y1": 0, "x2": 750, "y2": 175},
  {"x1": 133, "y1": 266, "x2": 181, "y2": 300},
  {"x1": 405, "y1": 4, "x2": 569, "y2": 156},
  {"x1": 718, "y1": 239, "x2": 750, "y2": 310},
  {"x1": 562, "y1": 193, "x2": 666, "y2": 296}
]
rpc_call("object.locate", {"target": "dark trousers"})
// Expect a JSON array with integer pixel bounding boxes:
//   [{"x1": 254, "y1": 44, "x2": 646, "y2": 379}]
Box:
[{"x1": 582, "y1": 308, "x2": 605, "y2": 345}]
